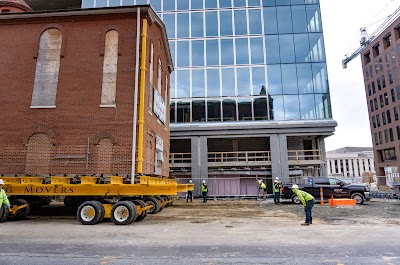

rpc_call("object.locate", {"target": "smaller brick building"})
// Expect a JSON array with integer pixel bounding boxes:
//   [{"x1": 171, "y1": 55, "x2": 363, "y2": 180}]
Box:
[{"x1": 0, "y1": 5, "x2": 173, "y2": 178}]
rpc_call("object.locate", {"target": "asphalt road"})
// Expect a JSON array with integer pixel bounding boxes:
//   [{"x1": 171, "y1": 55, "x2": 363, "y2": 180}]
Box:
[{"x1": 0, "y1": 200, "x2": 399, "y2": 265}]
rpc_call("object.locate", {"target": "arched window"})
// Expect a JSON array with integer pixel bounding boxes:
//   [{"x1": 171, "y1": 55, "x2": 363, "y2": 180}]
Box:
[
  {"x1": 96, "y1": 138, "x2": 113, "y2": 173},
  {"x1": 157, "y1": 59, "x2": 162, "y2": 92},
  {"x1": 25, "y1": 133, "x2": 52, "y2": 174},
  {"x1": 31, "y1": 28, "x2": 62, "y2": 108},
  {"x1": 101, "y1": 30, "x2": 119, "y2": 106}
]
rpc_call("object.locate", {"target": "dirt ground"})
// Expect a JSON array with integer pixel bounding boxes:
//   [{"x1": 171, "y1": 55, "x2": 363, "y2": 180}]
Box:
[
  {"x1": 146, "y1": 198, "x2": 400, "y2": 226},
  {"x1": 27, "y1": 197, "x2": 400, "y2": 226}
]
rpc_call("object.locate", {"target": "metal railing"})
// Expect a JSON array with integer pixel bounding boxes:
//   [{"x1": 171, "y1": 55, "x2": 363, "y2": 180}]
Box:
[
  {"x1": 169, "y1": 153, "x2": 191, "y2": 165},
  {"x1": 208, "y1": 151, "x2": 271, "y2": 163},
  {"x1": 287, "y1": 149, "x2": 322, "y2": 161},
  {"x1": 170, "y1": 149, "x2": 324, "y2": 165}
]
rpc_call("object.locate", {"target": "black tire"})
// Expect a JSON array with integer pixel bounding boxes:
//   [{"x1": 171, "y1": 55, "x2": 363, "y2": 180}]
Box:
[
  {"x1": 111, "y1": 201, "x2": 137, "y2": 225},
  {"x1": 154, "y1": 196, "x2": 165, "y2": 212},
  {"x1": 92, "y1": 201, "x2": 105, "y2": 223},
  {"x1": 144, "y1": 197, "x2": 160, "y2": 214},
  {"x1": 130, "y1": 199, "x2": 148, "y2": 222},
  {"x1": 77, "y1": 201, "x2": 103, "y2": 225},
  {"x1": 351, "y1": 193, "x2": 365, "y2": 204},
  {"x1": 0, "y1": 204, "x2": 9, "y2": 223},
  {"x1": 161, "y1": 195, "x2": 172, "y2": 207},
  {"x1": 291, "y1": 194, "x2": 301, "y2": 204},
  {"x1": 64, "y1": 196, "x2": 80, "y2": 207},
  {"x1": 8, "y1": 199, "x2": 30, "y2": 221}
]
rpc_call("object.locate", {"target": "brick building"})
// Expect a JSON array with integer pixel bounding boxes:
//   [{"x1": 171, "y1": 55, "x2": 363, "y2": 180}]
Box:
[
  {"x1": 361, "y1": 14, "x2": 400, "y2": 183},
  {"x1": 0, "y1": 5, "x2": 173, "y2": 178}
]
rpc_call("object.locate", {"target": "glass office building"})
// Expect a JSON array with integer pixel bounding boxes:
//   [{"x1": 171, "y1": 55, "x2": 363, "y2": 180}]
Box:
[{"x1": 82, "y1": 0, "x2": 337, "y2": 195}]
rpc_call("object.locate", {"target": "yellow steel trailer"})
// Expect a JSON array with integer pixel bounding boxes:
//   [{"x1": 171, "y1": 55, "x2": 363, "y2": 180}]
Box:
[{"x1": 0, "y1": 176, "x2": 193, "y2": 225}]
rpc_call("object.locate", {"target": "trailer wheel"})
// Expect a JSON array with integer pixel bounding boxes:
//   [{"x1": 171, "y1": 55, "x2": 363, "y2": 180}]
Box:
[
  {"x1": 8, "y1": 199, "x2": 30, "y2": 221},
  {"x1": 153, "y1": 196, "x2": 165, "y2": 212},
  {"x1": 144, "y1": 197, "x2": 160, "y2": 214},
  {"x1": 111, "y1": 201, "x2": 137, "y2": 225},
  {"x1": 0, "y1": 204, "x2": 9, "y2": 223},
  {"x1": 130, "y1": 199, "x2": 148, "y2": 222},
  {"x1": 161, "y1": 195, "x2": 172, "y2": 207},
  {"x1": 92, "y1": 201, "x2": 105, "y2": 223},
  {"x1": 77, "y1": 201, "x2": 103, "y2": 225},
  {"x1": 64, "y1": 196, "x2": 80, "y2": 207}
]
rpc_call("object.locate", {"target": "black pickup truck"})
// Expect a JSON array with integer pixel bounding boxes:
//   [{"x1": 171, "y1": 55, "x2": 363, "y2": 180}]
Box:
[{"x1": 282, "y1": 177, "x2": 370, "y2": 204}]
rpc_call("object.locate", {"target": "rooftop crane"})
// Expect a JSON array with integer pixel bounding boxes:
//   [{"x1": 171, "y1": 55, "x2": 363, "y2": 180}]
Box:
[{"x1": 342, "y1": 5, "x2": 400, "y2": 69}]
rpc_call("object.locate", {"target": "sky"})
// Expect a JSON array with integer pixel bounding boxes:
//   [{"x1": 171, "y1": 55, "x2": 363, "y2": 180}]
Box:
[{"x1": 320, "y1": 0, "x2": 400, "y2": 151}]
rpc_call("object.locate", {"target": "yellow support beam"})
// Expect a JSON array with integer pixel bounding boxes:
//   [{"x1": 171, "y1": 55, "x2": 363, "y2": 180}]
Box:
[
  {"x1": 2, "y1": 176, "x2": 193, "y2": 196},
  {"x1": 137, "y1": 18, "x2": 148, "y2": 174}
]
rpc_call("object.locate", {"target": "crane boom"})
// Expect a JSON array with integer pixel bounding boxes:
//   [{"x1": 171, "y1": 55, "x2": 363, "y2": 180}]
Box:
[{"x1": 342, "y1": 5, "x2": 400, "y2": 69}]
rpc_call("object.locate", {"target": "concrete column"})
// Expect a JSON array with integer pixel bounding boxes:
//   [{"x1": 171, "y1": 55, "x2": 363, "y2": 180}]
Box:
[
  {"x1": 369, "y1": 158, "x2": 375, "y2": 173},
  {"x1": 348, "y1": 159, "x2": 354, "y2": 177},
  {"x1": 318, "y1": 137, "x2": 328, "y2": 177},
  {"x1": 270, "y1": 134, "x2": 289, "y2": 183},
  {"x1": 337, "y1": 159, "x2": 342, "y2": 174},
  {"x1": 353, "y1": 159, "x2": 359, "y2": 177},
  {"x1": 327, "y1": 159, "x2": 331, "y2": 176},
  {"x1": 191, "y1": 136, "x2": 208, "y2": 196},
  {"x1": 342, "y1": 159, "x2": 347, "y2": 176},
  {"x1": 358, "y1": 159, "x2": 364, "y2": 176},
  {"x1": 330, "y1": 159, "x2": 336, "y2": 175}
]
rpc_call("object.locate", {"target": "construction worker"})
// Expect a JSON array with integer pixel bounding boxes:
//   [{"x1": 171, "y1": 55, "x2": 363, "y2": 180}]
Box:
[
  {"x1": 186, "y1": 180, "x2": 193, "y2": 202},
  {"x1": 258, "y1": 180, "x2": 267, "y2": 200},
  {"x1": 201, "y1": 180, "x2": 208, "y2": 202},
  {"x1": 273, "y1": 179, "x2": 282, "y2": 204},
  {"x1": 0, "y1": 179, "x2": 10, "y2": 210},
  {"x1": 291, "y1": 184, "x2": 315, "y2": 226}
]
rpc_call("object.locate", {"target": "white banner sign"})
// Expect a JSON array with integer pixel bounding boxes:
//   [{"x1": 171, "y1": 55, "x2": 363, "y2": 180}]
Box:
[{"x1": 153, "y1": 89, "x2": 166, "y2": 124}]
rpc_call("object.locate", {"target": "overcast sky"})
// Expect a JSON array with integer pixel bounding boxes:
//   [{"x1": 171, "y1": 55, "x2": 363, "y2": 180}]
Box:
[{"x1": 320, "y1": 0, "x2": 400, "y2": 151}]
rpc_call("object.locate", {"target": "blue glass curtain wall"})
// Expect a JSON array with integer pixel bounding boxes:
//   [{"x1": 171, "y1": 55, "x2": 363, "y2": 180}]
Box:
[{"x1": 81, "y1": 0, "x2": 330, "y2": 122}]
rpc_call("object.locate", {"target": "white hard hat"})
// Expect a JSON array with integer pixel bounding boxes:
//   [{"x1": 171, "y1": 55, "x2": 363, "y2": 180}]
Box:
[
  {"x1": 189, "y1": 180, "x2": 192, "y2": 183},
  {"x1": 202, "y1": 180, "x2": 206, "y2": 183},
  {"x1": 275, "y1": 177, "x2": 279, "y2": 180},
  {"x1": 258, "y1": 180, "x2": 262, "y2": 183},
  {"x1": 291, "y1": 184, "x2": 299, "y2": 189},
  {"x1": 0, "y1": 179, "x2": 4, "y2": 185},
  {"x1": 274, "y1": 180, "x2": 278, "y2": 183}
]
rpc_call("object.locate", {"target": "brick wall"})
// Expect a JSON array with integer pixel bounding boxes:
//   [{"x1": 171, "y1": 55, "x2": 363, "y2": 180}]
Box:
[{"x1": 0, "y1": 10, "x2": 170, "y2": 176}]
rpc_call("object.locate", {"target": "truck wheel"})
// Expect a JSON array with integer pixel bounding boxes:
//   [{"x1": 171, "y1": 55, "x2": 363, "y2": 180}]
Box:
[
  {"x1": 111, "y1": 201, "x2": 137, "y2": 225},
  {"x1": 131, "y1": 199, "x2": 148, "y2": 222},
  {"x1": 351, "y1": 193, "x2": 365, "y2": 204},
  {"x1": 291, "y1": 194, "x2": 301, "y2": 204},
  {"x1": 144, "y1": 197, "x2": 160, "y2": 214},
  {"x1": 0, "y1": 205, "x2": 9, "y2": 223},
  {"x1": 77, "y1": 201, "x2": 103, "y2": 225}
]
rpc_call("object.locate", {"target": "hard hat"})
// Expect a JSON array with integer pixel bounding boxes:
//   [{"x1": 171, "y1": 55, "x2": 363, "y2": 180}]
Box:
[
  {"x1": 274, "y1": 180, "x2": 278, "y2": 183},
  {"x1": 291, "y1": 184, "x2": 299, "y2": 189},
  {"x1": 275, "y1": 177, "x2": 279, "y2": 180},
  {"x1": 258, "y1": 180, "x2": 262, "y2": 183},
  {"x1": 189, "y1": 180, "x2": 192, "y2": 183},
  {"x1": 202, "y1": 180, "x2": 206, "y2": 183},
  {"x1": 0, "y1": 179, "x2": 4, "y2": 185}
]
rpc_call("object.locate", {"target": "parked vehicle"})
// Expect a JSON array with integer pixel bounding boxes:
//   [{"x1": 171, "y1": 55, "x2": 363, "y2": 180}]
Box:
[
  {"x1": 392, "y1": 183, "x2": 400, "y2": 199},
  {"x1": 282, "y1": 177, "x2": 370, "y2": 204}
]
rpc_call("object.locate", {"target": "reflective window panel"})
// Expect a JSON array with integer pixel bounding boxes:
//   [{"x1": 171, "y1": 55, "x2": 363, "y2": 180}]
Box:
[{"x1": 207, "y1": 100, "x2": 221, "y2": 121}]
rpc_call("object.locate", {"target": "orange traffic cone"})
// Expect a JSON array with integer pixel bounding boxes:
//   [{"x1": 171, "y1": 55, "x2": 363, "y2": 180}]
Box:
[{"x1": 329, "y1": 195, "x2": 334, "y2": 207}]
